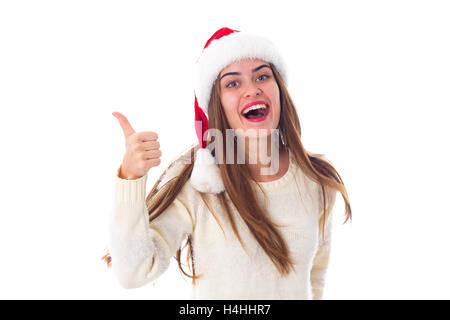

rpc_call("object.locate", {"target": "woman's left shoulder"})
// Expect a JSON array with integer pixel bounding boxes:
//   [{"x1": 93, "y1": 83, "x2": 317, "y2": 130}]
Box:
[{"x1": 303, "y1": 152, "x2": 338, "y2": 208}]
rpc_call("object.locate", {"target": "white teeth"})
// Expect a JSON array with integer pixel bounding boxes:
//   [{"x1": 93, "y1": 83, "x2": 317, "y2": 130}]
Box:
[{"x1": 242, "y1": 104, "x2": 267, "y2": 115}]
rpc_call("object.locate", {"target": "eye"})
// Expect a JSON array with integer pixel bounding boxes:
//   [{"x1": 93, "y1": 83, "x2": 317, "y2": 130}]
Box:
[
  {"x1": 226, "y1": 81, "x2": 239, "y2": 88},
  {"x1": 257, "y1": 74, "x2": 270, "y2": 81}
]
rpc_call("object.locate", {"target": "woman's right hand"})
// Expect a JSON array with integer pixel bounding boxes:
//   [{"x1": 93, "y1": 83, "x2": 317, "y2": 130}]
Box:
[{"x1": 112, "y1": 112, "x2": 162, "y2": 180}]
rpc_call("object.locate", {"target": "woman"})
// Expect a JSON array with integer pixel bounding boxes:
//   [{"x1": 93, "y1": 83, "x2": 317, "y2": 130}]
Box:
[{"x1": 104, "y1": 27, "x2": 352, "y2": 299}]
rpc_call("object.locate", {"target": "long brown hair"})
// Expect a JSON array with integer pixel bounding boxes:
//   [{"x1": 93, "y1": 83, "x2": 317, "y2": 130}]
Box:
[{"x1": 103, "y1": 62, "x2": 352, "y2": 284}]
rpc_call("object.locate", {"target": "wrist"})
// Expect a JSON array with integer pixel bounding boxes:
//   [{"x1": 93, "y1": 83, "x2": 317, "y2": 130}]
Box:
[{"x1": 118, "y1": 165, "x2": 141, "y2": 180}]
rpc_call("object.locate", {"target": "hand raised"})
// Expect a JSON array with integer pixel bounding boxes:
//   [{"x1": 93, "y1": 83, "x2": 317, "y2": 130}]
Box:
[{"x1": 112, "y1": 112, "x2": 162, "y2": 179}]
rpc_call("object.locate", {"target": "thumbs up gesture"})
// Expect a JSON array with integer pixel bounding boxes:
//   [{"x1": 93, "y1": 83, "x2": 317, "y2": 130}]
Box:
[{"x1": 112, "y1": 112, "x2": 162, "y2": 180}]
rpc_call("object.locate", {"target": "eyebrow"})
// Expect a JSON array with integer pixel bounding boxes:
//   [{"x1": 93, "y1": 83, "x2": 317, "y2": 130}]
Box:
[{"x1": 219, "y1": 64, "x2": 271, "y2": 81}]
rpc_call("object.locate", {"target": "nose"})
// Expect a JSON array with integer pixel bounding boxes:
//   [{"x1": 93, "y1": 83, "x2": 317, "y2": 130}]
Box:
[{"x1": 244, "y1": 81, "x2": 262, "y2": 98}]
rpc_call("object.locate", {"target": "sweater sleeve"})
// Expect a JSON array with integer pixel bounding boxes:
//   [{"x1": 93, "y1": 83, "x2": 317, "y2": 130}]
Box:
[
  {"x1": 109, "y1": 168, "x2": 195, "y2": 289},
  {"x1": 310, "y1": 187, "x2": 336, "y2": 300}
]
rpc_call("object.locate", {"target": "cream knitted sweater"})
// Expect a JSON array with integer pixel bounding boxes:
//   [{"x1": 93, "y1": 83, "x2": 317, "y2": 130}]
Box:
[{"x1": 109, "y1": 150, "x2": 336, "y2": 299}]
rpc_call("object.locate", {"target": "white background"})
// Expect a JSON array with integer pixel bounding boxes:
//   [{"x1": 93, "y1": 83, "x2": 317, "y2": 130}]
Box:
[{"x1": 0, "y1": 0, "x2": 449, "y2": 299}]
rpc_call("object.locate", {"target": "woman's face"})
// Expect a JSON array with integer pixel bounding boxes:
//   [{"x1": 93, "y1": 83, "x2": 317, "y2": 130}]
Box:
[{"x1": 218, "y1": 58, "x2": 281, "y2": 136}]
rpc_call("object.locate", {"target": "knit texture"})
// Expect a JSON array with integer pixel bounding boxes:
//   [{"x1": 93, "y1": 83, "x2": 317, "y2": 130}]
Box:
[{"x1": 109, "y1": 150, "x2": 336, "y2": 299}]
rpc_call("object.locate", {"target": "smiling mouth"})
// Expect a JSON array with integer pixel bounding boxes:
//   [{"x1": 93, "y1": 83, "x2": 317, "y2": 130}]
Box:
[{"x1": 241, "y1": 104, "x2": 270, "y2": 121}]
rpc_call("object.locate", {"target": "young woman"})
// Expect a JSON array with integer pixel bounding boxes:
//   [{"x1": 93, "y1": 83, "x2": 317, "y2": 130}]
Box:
[{"x1": 104, "y1": 27, "x2": 352, "y2": 299}]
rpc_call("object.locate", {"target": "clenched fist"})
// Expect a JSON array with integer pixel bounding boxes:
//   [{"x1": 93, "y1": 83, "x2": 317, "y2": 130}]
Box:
[{"x1": 112, "y1": 112, "x2": 162, "y2": 180}]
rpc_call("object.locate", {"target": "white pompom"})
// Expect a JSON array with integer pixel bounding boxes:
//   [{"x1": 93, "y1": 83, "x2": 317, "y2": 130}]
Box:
[{"x1": 190, "y1": 148, "x2": 225, "y2": 194}]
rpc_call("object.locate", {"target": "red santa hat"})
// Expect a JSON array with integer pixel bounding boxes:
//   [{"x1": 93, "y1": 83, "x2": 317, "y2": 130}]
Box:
[{"x1": 190, "y1": 27, "x2": 288, "y2": 193}]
